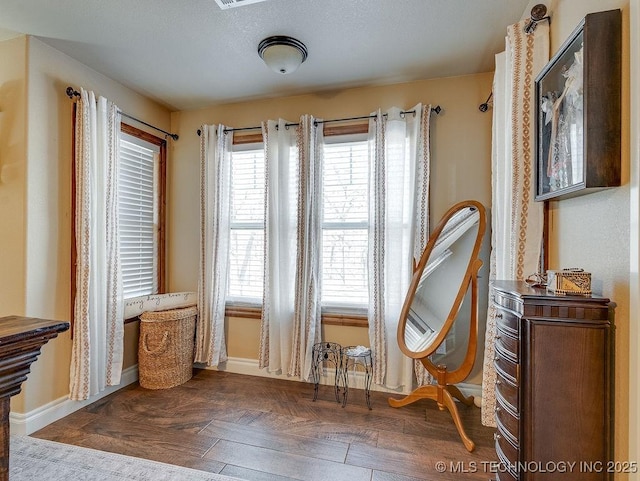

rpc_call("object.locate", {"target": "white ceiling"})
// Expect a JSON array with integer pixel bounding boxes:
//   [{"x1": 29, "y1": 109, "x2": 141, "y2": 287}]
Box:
[{"x1": 0, "y1": 0, "x2": 530, "y2": 112}]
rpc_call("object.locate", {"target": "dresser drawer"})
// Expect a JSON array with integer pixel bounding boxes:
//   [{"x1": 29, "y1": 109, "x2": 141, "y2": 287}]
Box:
[
  {"x1": 494, "y1": 350, "x2": 518, "y2": 384},
  {"x1": 494, "y1": 306, "x2": 519, "y2": 337},
  {"x1": 496, "y1": 468, "x2": 518, "y2": 481},
  {"x1": 496, "y1": 395, "x2": 519, "y2": 445},
  {"x1": 496, "y1": 370, "x2": 518, "y2": 411},
  {"x1": 495, "y1": 329, "x2": 519, "y2": 362},
  {"x1": 495, "y1": 429, "x2": 518, "y2": 472}
]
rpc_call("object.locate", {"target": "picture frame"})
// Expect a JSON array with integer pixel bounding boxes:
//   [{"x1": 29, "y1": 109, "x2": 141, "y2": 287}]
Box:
[{"x1": 534, "y1": 9, "x2": 621, "y2": 201}]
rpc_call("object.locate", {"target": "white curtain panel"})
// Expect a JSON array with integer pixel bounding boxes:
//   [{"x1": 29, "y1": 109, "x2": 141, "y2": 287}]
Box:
[
  {"x1": 368, "y1": 104, "x2": 432, "y2": 390},
  {"x1": 260, "y1": 117, "x2": 322, "y2": 381},
  {"x1": 259, "y1": 119, "x2": 297, "y2": 374},
  {"x1": 195, "y1": 124, "x2": 231, "y2": 366},
  {"x1": 290, "y1": 116, "x2": 323, "y2": 380},
  {"x1": 70, "y1": 88, "x2": 124, "y2": 401},
  {"x1": 481, "y1": 20, "x2": 549, "y2": 426},
  {"x1": 411, "y1": 105, "x2": 433, "y2": 388}
]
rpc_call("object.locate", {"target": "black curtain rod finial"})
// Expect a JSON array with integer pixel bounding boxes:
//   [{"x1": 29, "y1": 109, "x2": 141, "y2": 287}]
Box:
[
  {"x1": 66, "y1": 86, "x2": 80, "y2": 99},
  {"x1": 479, "y1": 92, "x2": 493, "y2": 112},
  {"x1": 524, "y1": 3, "x2": 550, "y2": 34}
]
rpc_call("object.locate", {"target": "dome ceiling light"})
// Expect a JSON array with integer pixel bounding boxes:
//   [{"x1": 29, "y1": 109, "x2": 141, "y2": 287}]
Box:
[{"x1": 258, "y1": 36, "x2": 308, "y2": 75}]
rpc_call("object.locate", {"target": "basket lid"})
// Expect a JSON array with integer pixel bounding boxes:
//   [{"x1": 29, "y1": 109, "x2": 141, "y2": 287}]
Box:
[{"x1": 139, "y1": 306, "x2": 198, "y2": 322}]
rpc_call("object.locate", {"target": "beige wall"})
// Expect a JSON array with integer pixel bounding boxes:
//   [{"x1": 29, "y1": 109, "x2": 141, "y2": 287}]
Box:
[
  {"x1": 0, "y1": 36, "x2": 27, "y2": 320},
  {"x1": 0, "y1": 36, "x2": 171, "y2": 414},
  {"x1": 543, "y1": 0, "x2": 633, "y2": 476},
  {"x1": 169, "y1": 73, "x2": 494, "y2": 380}
]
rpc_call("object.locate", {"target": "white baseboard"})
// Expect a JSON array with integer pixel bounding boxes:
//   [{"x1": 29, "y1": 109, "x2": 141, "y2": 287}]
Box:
[
  {"x1": 10, "y1": 365, "x2": 139, "y2": 436},
  {"x1": 204, "y1": 356, "x2": 483, "y2": 400}
]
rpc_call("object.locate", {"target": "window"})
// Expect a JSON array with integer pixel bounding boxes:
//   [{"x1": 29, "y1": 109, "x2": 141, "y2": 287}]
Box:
[
  {"x1": 71, "y1": 122, "x2": 166, "y2": 321},
  {"x1": 321, "y1": 136, "x2": 369, "y2": 311},
  {"x1": 225, "y1": 134, "x2": 370, "y2": 316},
  {"x1": 118, "y1": 125, "x2": 166, "y2": 299},
  {"x1": 227, "y1": 145, "x2": 265, "y2": 304}
]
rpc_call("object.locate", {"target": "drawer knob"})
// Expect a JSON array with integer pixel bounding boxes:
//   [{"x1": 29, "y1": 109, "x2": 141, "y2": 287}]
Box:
[
  {"x1": 496, "y1": 313, "x2": 503, "y2": 319},
  {"x1": 495, "y1": 406, "x2": 501, "y2": 413},
  {"x1": 496, "y1": 379, "x2": 502, "y2": 385},
  {"x1": 494, "y1": 433, "x2": 502, "y2": 441}
]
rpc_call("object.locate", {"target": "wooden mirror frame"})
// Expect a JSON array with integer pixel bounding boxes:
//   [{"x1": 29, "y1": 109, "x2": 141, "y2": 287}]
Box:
[{"x1": 389, "y1": 199, "x2": 486, "y2": 452}]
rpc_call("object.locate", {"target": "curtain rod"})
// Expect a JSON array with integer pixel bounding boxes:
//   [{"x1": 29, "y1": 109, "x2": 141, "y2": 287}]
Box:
[
  {"x1": 196, "y1": 105, "x2": 442, "y2": 137},
  {"x1": 65, "y1": 87, "x2": 179, "y2": 141}
]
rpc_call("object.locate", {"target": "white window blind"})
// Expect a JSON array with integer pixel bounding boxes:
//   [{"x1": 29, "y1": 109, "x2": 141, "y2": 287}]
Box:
[
  {"x1": 321, "y1": 138, "x2": 369, "y2": 309},
  {"x1": 228, "y1": 147, "x2": 265, "y2": 303},
  {"x1": 119, "y1": 133, "x2": 159, "y2": 299}
]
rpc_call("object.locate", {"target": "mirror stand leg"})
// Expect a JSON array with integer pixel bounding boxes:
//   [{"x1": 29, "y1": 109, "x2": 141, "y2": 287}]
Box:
[
  {"x1": 446, "y1": 384, "x2": 475, "y2": 406},
  {"x1": 387, "y1": 384, "x2": 438, "y2": 408},
  {"x1": 388, "y1": 384, "x2": 476, "y2": 453},
  {"x1": 440, "y1": 388, "x2": 476, "y2": 452}
]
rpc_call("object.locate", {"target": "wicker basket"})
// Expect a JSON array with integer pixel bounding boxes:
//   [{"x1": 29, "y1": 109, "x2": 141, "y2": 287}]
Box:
[{"x1": 138, "y1": 306, "x2": 197, "y2": 390}]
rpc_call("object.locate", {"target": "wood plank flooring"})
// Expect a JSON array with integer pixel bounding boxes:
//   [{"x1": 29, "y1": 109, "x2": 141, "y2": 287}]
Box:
[{"x1": 33, "y1": 370, "x2": 498, "y2": 480}]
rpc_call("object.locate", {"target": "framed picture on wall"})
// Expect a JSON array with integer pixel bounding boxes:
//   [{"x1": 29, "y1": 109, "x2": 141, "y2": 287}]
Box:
[{"x1": 534, "y1": 9, "x2": 621, "y2": 201}]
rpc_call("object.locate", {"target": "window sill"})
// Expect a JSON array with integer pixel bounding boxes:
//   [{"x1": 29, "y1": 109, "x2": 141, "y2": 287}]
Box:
[
  {"x1": 224, "y1": 305, "x2": 368, "y2": 327},
  {"x1": 321, "y1": 312, "x2": 368, "y2": 327},
  {"x1": 225, "y1": 305, "x2": 262, "y2": 319},
  {"x1": 125, "y1": 306, "x2": 367, "y2": 327}
]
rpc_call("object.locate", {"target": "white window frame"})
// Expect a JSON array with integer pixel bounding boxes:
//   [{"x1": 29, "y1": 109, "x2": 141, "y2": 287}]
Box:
[
  {"x1": 320, "y1": 133, "x2": 370, "y2": 316},
  {"x1": 118, "y1": 125, "x2": 166, "y2": 301},
  {"x1": 226, "y1": 142, "x2": 265, "y2": 307}
]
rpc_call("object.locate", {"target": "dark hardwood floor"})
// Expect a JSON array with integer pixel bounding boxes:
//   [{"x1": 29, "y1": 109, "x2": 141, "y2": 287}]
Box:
[{"x1": 33, "y1": 370, "x2": 497, "y2": 480}]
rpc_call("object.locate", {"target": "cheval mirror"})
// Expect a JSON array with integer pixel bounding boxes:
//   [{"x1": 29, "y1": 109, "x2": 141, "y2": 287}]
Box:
[{"x1": 388, "y1": 200, "x2": 486, "y2": 452}]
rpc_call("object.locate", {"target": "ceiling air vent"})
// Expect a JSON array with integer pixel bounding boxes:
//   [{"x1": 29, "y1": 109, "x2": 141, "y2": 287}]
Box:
[{"x1": 214, "y1": 0, "x2": 269, "y2": 9}]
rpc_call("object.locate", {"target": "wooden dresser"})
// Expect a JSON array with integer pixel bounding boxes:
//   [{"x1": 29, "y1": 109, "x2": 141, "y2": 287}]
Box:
[
  {"x1": 491, "y1": 281, "x2": 613, "y2": 481},
  {"x1": 0, "y1": 315, "x2": 69, "y2": 481}
]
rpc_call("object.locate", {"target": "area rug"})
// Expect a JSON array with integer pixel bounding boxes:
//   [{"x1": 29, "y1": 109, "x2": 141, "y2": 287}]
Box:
[{"x1": 10, "y1": 436, "x2": 244, "y2": 481}]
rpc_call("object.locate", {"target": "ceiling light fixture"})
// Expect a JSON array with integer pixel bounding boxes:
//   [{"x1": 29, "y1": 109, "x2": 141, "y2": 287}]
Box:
[{"x1": 258, "y1": 36, "x2": 308, "y2": 75}]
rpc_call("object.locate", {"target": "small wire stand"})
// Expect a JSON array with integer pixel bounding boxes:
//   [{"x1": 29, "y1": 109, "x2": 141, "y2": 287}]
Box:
[
  {"x1": 311, "y1": 342, "x2": 343, "y2": 403},
  {"x1": 341, "y1": 346, "x2": 373, "y2": 410}
]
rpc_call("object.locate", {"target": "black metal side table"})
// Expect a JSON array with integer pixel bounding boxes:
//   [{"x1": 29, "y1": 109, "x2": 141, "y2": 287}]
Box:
[
  {"x1": 311, "y1": 342, "x2": 342, "y2": 403},
  {"x1": 341, "y1": 345, "x2": 373, "y2": 410}
]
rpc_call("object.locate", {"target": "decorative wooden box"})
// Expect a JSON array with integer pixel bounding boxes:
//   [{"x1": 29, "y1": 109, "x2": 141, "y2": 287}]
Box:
[{"x1": 546, "y1": 269, "x2": 592, "y2": 295}]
